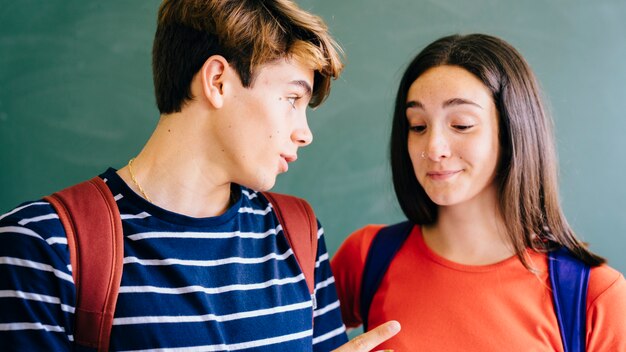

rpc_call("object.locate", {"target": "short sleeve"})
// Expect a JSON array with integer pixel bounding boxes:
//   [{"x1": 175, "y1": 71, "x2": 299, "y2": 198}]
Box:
[
  {"x1": 330, "y1": 224, "x2": 384, "y2": 329},
  {"x1": 585, "y1": 265, "x2": 626, "y2": 351},
  {"x1": 0, "y1": 201, "x2": 75, "y2": 351}
]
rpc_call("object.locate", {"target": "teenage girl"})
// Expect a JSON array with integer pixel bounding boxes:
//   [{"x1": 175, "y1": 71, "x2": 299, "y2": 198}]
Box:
[{"x1": 331, "y1": 34, "x2": 626, "y2": 351}]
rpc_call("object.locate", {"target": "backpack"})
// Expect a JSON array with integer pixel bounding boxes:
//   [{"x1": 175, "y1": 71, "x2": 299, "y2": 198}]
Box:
[
  {"x1": 44, "y1": 177, "x2": 319, "y2": 352},
  {"x1": 360, "y1": 221, "x2": 590, "y2": 352}
]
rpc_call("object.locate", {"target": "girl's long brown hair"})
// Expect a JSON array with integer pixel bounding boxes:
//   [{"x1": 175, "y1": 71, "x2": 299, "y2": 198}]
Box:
[{"x1": 390, "y1": 34, "x2": 605, "y2": 269}]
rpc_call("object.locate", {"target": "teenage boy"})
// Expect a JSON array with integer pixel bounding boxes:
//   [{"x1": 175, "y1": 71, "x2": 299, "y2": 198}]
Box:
[{"x1": 0, "y1": 0, "x2": 399, "y2": 351}]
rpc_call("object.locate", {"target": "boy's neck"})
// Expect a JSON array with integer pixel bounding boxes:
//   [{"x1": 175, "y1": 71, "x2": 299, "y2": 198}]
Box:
[{"x1": 117, "y1": 112, "x2": 234, "y2": 218}]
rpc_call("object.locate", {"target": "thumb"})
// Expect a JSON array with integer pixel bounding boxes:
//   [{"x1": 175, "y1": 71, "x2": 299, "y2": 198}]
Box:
[{"x1": 332, "y1": 321, "x2": 401, "y2": 352}]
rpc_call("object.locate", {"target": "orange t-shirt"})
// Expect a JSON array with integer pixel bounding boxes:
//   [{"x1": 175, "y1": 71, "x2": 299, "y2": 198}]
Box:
[{"x1": 331, "y1": 225, "x2": 626, "y2": 351}]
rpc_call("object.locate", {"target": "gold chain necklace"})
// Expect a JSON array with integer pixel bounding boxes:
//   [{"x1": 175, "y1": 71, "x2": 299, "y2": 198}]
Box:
[{"x1": 128, "y1": 158, "x2": 153, "y2": 203}]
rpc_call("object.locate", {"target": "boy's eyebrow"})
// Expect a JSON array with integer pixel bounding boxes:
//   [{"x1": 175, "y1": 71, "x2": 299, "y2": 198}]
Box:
[
  {"x1": 405, "y1": 98, "x2": 483, "y2": 109},
  {"x1": 290, "y1": 80, "x2": 312, "y2": 97}
]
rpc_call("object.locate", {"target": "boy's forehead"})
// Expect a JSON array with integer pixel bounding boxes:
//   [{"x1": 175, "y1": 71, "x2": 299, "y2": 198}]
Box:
[{"x1": 255, "y1": 58, "x2": 314, "y2": 86}]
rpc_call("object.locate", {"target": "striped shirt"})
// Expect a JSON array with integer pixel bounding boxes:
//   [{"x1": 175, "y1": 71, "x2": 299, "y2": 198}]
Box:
[{"x1": 0, "y1": 168, "x2": 348, "y2": 351}]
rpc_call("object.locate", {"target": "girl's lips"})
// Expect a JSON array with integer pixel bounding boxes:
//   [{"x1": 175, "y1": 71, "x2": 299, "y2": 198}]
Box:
[{"x1": 426, "y1": 170, "x2": 462, "y2": 180}]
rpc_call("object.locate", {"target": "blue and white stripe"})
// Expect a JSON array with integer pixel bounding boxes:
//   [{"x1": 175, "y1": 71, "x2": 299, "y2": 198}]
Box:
[{"x1": 0, "y1": 168, "x2": 347, "y2": 351}]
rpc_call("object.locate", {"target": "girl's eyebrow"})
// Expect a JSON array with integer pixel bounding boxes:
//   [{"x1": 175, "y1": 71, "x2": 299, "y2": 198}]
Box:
[
  {"x1": 443, "y1": 98, "x2": 483, "y2": 109},
  {"x1": 406, "y1": 100, "x2": 423, "y2": 109},
  {"x1": 406, "y1": 98, "x2": 483, "y2": 110}
]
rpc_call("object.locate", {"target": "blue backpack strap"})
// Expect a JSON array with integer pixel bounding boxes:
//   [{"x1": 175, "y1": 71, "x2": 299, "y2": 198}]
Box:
[
  {"x1": 548, "y1": 247, "x2": 590, "y2": 352},
  {"x1": 359, "y1": 220, "x2": 413, "y2": 331}
]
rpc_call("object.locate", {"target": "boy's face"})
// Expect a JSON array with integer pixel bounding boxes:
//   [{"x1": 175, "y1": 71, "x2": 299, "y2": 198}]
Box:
[{"x1": 215, "y1": 58, "x2": 314, "y2": 191}]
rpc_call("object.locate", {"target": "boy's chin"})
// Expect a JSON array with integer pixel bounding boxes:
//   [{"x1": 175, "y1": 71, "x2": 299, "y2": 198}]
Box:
[{"x1": 243, "y1": 176, "x2": 277, "y2": 193}]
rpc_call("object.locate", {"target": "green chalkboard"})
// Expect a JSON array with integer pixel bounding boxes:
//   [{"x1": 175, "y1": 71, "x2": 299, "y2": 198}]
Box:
[{"x1": 1, "y1": 1, "x2": 625, "y2": 274}]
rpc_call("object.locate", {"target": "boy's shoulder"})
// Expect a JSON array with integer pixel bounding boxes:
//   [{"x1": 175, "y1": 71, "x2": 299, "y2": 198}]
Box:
[
  {"x1": 0, "y1": 200, "x2": 64, "y2": 239},
  {"x1": 0, "y1": 199, "x2": 70, "y2": 270}
]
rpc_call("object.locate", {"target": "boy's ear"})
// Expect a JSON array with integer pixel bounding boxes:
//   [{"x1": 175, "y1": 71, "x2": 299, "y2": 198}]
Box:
[{"x1": 200, "y1": 55, "x2": 229, "y2": 109}]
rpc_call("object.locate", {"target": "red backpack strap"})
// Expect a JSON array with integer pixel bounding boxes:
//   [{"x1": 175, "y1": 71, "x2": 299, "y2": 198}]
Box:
[
  {"x1": 44, "y1": 177, "x2": 123, "y2": 352},
  {"x1": 262, "y1": 192, "x2": 318, "y2": 295}
]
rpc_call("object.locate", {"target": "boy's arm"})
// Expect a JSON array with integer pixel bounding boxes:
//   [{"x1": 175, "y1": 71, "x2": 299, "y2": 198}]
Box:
[
  {"x1": 332, "y1": 321, "x2": 400, "y2": 352},
  {"x1": 310, "y1": 222, "x2": 400, "y2": 352},
  {"x1": 311, "y1": 222, "x2": 349, "y2": 351},
  {"x1": 0, "y1": 201, "x2": 75, "y2": 351}
]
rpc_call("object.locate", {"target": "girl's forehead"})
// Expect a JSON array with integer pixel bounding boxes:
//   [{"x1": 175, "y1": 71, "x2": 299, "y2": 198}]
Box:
[{"x1": 406, "y1": 66, "x2": 493, "y2": 107}]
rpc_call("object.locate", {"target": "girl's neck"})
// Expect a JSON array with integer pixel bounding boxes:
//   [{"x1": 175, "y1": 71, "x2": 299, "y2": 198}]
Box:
[{"x1": 422, "y1": 188, "x2": 515, "y2": 265}]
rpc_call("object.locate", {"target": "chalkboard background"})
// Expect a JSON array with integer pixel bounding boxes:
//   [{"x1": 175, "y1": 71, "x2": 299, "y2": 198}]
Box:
[{"x1": 1, "y1": 1, "x2": 625, "y2": 274}]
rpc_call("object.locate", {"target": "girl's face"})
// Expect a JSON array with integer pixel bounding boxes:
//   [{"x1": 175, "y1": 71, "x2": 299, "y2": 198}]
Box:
[{"x1": 406, "y1": 65, "x2": 500, "y2": 208}]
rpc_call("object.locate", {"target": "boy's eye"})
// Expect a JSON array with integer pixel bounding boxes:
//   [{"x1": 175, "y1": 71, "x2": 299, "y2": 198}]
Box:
[{"x1": 287, "y1": 97, "x2": 298, "y2": 109}]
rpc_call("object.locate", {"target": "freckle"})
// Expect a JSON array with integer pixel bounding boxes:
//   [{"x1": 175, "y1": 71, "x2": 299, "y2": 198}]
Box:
[
  {"x1": 168, "y1": 129, "x2": 171, "y2": 132},
  {"x1": 269, "y1": 135, "x2": 272, "y2": 139}
]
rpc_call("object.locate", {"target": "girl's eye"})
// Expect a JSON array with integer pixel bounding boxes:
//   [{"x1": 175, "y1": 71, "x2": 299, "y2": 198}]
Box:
[
  {"x1": 409, "y1": 125, "x2": 426, "y2": 133},
  {"x1": 453, "y1": 124, "x2": 474, "y2": 131}
]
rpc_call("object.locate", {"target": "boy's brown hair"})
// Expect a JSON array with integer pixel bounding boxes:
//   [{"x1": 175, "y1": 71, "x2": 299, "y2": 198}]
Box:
[{"x1": 153, "y1": 0, "x2": 344, "y2": 114}]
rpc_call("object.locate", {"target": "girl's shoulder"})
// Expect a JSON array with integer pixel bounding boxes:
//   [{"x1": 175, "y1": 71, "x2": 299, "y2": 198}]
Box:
[
  {"x1": 588, "y1": 264, "x2": 625, "y2": 305},
  {"x1": 334, "y1": 224, "x2": 386, "y2": 265},
  {"x1": 586, "y1": 265, "x2": 626, "y2": 349}
]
